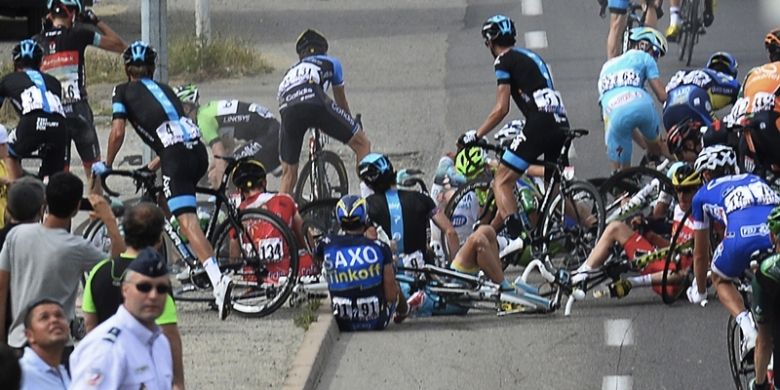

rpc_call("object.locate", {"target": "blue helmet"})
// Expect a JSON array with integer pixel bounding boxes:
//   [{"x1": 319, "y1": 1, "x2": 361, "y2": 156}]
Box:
[
  {"x1": 706, "y1": 51, "x2": 738, "y2": 78},
  {"x1": 48, "y1": 0, "x2": 82, "y2": 13},
  {"x1": 481, "y1": 15, "x2": 516, "y2": 42},
  {"x1": 123, "y1": 41, "x2": 157, "y2": 66},
  {"x1": 629, "y1": 27, "x2": 667, "y2": 58},
  {"x1": 12, "y1": 39, "x2": 43, "y2": 68},
  {"x1": 358, "y1": 153, "x2": 395, "y2": 191},
  {"x1": 336, "y1": 195, "x2": 369, "y2": 230}
]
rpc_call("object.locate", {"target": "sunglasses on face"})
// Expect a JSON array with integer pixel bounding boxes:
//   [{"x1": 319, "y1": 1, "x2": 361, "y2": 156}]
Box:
[
  {"x1": 127, "y1": 282, "x2": 171, "y2": 294},
  {"x1": 675, "y1": 186, "x2": 697, "y2": 194}
]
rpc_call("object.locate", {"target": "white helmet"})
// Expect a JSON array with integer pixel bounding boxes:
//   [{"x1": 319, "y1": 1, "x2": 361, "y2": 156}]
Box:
[
  {"x1": 495, "y1": 119, "x2": 525, "y2": 148},
  {"x1": 694, "y1": 145, "x2": 737, "y2": 176}
]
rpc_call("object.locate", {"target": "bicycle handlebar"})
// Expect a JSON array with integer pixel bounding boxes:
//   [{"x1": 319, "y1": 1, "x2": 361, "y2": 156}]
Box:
[{"x1": 98, "y1": 169, "x2": 157, "y2": 198}]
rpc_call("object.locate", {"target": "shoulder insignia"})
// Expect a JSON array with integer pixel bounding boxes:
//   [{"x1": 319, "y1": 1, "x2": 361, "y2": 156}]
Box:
[{"x1": 102, "y1": 326, "x2": 121, "y2": 343}]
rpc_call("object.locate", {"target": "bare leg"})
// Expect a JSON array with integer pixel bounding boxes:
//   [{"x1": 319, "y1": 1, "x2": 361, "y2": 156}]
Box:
[
  {"x1": 607, "y1": 13, "x2": 628, "y2": 59},
  {"x1": 713, "y1": 274, "x2": 746, "y2": 317},
  {"x1": 754, "y1": 323, "x2": 773, "y2": 385},
  {"x1": 279, "y1": 162, "x2": 298, "y2": 195},
  {"x1": 177, "y1": 212, "x2": 214, "y2": 262},
  {"x1": 493, "y1": 164, "x2": 521, "y2": 224},
  {"x1": 346, "y1": 128, "x2": 371, "y2": 164},
  {"x1": 5, "y1": 157, "x2": 22, "y2": 180},
  {"x1": 451, "y1": 226, "x2": 505, "y2": 284},
  {"x1": 583, "y1": 221, "x2": 634, "y2": 269}
]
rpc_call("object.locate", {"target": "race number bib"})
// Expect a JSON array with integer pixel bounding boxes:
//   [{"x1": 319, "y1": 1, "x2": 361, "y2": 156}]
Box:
[
  {"x1": 257, "y1": 237, "x2": 283, "y2": 262},
  {"x1": 41, "y1": 51, "x2": 81, "y2": 103},
  {"x1": 248, "y1": 103, "x2": 274, "y2": 119},
  {"x1": 533, "y1": 88, "x2": 566, "y2": 114},
  {"x1": 332, "y1": 296, "x2": 380, "y2": 321},
  {"x1": 216, "y1": 100, "x2": 239, "y2": 115},
  {"x1": 751, "y1": 92, "x2": 776, "y2": 113},
  {"x1": 155, "y1": 117, "x2": 201, "y2": 147},
  {"x1": 278, "y1": 62, "x2": 322, "y2": 97},
  {"x1": 19, "y1": 86, "x2": 63, "y2": 115}
]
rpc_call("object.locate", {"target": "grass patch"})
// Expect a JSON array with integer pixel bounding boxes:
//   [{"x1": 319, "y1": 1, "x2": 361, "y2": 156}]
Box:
[
  {"x1": 293, "y1": 299, "x2": 322, "y2": 331},
  {"x1": 85, "y1": 48, "x2": 125, "y2": 85},
  {"x1": 169, "y1": 36, "x2": 274, "y2": 82}
]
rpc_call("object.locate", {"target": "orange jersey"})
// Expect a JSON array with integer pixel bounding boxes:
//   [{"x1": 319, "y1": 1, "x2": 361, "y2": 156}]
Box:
[{"x1": 731, "y1": 62, "x2": 780, "y2": 119}]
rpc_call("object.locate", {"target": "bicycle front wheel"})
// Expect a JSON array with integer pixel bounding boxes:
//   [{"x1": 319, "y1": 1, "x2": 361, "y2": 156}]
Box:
[
  {"x1": 600, "y1": 166, "x2": 674, "y2": 224},
  {"x1": 212, "y1": 208, "x2": 300, "y2": 317},
  {"x1": 684, "y1": 0, "x2": 701, "y2": 66},
  {"x1": 298, "y1": 197, "x2": 340, "y2": 251},
  {"x1": 294, "y1": 150, "x2": 349, "y2": 205},
  {"x1": 727, "y1": 314, "x2": 755, "y2": 390}
]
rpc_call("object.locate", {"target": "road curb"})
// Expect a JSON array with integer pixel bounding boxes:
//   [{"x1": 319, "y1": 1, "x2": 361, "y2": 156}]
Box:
[{"x1": 282, "y1": 303, "x2": 337, "y2": 390}]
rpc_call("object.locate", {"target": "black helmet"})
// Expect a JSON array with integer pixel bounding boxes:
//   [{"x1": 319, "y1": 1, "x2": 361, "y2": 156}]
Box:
[
  {"x1": 12, "y1": 39, "x2": 44, "y2": 69},
  {"x1": 358, "y1": 153, "x2": 395, "y2": 191},
  {"x1": 296, "y1": 29, "x2": 328, "y2": 57},
  {"x1": 765, "y1": 29, "x2": 780, "y2": 55},
  {"x1": 231, "y1": 159, "x2": 267, "y2": 190},
  {"x1": 666, "y1": 119, "x2": 703, "y2": 156},
  {"x1": 123, "y1": 41, "x2": 157, "y2": 66},
  {"x1": 48, "y1": 0, "x2": 82, "y2": 14},
  {"x1": 481, "y1": 15, "x2": 516, "y2": 44}
]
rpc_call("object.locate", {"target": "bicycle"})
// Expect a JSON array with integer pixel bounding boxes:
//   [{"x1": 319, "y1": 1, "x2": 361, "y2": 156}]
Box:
[
  {"x1": 599, "y1": 0, "x2": 663, "y2": 54},
  {"x1": 293, "y1": 124, "x2": 351, "y2": 205},
  {"x1": 676, "y1": 0, "x2": 705, "y2": 66},
  {"x1": 90, "y1": 155, "x2": 302, "y2": 318}
]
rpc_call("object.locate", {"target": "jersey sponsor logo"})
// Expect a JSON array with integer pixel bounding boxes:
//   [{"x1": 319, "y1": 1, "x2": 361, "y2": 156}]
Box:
[
  {"x1": 451, "y1": 214, "x2": 467, "y2": 227},
  {"x1": 606, "y1": 90, "x2": 641, "y2": 111},
  {"x1": 323, "y1": 246, "x2": 383, "y2": 284},
  {"x1": 723, "y1": 180, "x2": 780, "y2": 213},
  {"x1": 599, "y1": 69, "x2": 641, "y2": 95},
  {"x1": 41, "y1": 51, "x2": 81, "y2": 103},
  {"x1": 223, "y1": 114, "x2": 251, "y2": 124},
  {"x1": 667, "y1": 69, "x2": 711, "y2": 91},
  {"x1": 740, "y1": 223, "x2": 770, "y2": 238}
]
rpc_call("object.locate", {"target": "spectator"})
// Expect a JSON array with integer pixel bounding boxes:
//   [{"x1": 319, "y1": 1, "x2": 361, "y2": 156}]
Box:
[
  {"x1": 0, "y1": 344, "x2": 21, "y2": 390},
  {"x1": 0, "y1": 125, "x2": 10, "y2": 229},
  {"x1": 70, "y1": 249, "x2": 174, "y2": 389},
  {"x1": 18, "y1": 299, "x2": 70, "y2": 390},
  {"x1": 81, "y1": 202, "x2": 184, "y2": 389},
  {"x1": 0, "y1": 177, "x2": 46, "y2": 248},
  {"x1": 0, "y1": 172, "x2": 124, "y2": 355}
]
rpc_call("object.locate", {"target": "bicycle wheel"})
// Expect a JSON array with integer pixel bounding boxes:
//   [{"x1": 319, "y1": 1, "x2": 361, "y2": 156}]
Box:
[
  {"x1": 660, "y1": 208, "x2": 693, "y2": 304},
  {"x1": 600, "y1": 166, "x2": 674, "y2": 224},
  {"x1": 211, "y1": 208, "x2": 300, "y2": 317},
  {"x1": 684, "y1": 0, "x2": 700, "y2": 66},
  {"x1": 298, "y1": 197, "x2": 340, "y2": 251},
  {"x1": 677, "y1": 0, "x2": 691, "y2": 61},
  {"x1": 294, "y1": 150, "x2": 349, "y2": 205},
  {"x1": 728, "y1": 314, "x2": 755, "y2": 389}
]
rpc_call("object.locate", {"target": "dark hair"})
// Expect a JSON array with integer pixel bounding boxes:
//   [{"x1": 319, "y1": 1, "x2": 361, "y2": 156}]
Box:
[
  {"x1": 23, "y1": 298, "x2": 63, "y2": 330},
  {"x1": 492, "y1": 35, "x2": 516, "y2": 47},
  {"x1": 7, "y1": 177, "x2": 45, "y2": 222},
  {"x1": 45, "y1": 172, "x2": 83, "y2": 218},
  {"x1": 122, "y1": 202, "x2": 165, "y2": 249},
  {"x1": 126, "y1": 64, "x2": 155, "y2": 79},
  {"x1": 0, "y1": 345, "x2": 21, "y2": 390}
]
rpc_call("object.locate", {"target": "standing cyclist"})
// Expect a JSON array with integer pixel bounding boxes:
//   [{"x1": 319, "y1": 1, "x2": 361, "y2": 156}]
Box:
[
  {"x1": 0, "y1": 40, "x2": 67, "y2": 180},
  {"x1": 665, "y1": 0, "x2": 714, "y2": 41},
  {"x1": 101, "y1": 41, "x2": 233, "y2": 320},
  {"x1": 276, "y1": 29, "x2": 371, "y2": 196},
  {"x1": 35, "y1": 0, "x2": 125, "y2": 178},
  {"x1": 602, "y1": 0, "x2": 662, "y2": 59}
]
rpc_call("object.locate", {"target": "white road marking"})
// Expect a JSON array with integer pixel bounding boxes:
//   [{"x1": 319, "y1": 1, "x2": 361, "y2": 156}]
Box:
[
  {"x1": 605, "y1": 319, "x2": 634, "y2": 346},
  {"x1": 524, "y1": 31, "x2": 548, "y2": 49},
  {"x1": 522, "y1": 0, "x2": 543, "y2": 16},
  {"x1": 602, "y1": 375, "x2": 633, "y2": 390}
]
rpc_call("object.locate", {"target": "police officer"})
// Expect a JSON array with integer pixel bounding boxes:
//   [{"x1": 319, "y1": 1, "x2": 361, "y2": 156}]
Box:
[{"x1": 69, "y1": 248, "x2": 174, "y2": 389}]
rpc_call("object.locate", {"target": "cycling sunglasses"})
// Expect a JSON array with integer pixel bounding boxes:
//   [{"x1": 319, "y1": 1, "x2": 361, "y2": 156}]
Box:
[
  {"x1": 674, "y1": 186, "x2": 697, "y2": 194},
  {"x1": 637, "y1": 41, "x2": 660, "y2": 59},
  {"x1": 127, "y1": 282, "x2": 171, "y2": 294}
]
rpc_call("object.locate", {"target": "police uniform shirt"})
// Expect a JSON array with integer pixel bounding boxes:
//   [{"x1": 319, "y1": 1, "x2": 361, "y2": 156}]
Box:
[{"x1": 69, "y1": 305, "x2": 173, "y2": 390}]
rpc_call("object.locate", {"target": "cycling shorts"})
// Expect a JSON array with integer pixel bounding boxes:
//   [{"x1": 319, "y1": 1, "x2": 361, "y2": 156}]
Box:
[
  {"x1": 232, "y1": 124, "x2": 281, "y2": 173},
  {"x1": 752, "y1": 254, "x2": 780, "y2": 324},
  {"x1": 712, "y1": 228, "x2": 773, "y2": 279},
  {"x1": 62, "y1": 100, "x2": 100, "y2": 164},
  {"x1": 623, "y1": 232, "x2": 655, "y2": 262},
  {"x1": 603, "y1": 90, "x2": 660, "y2": 165},
  {"x1": 744, "y1": 110, "x2": 780, "y2": 170},
  {"x1": 161, "y1": 141, "x2": 209, "y2": 216},
  {"x1": 608, "y1": 0, "x2": 629, "y2": 13},
  {"x1": 9, "y1": 112, "x2": 68, "y2": 178},
  {"x1": 662, "y1": 86, "x2": 713, "y2": 130},
  {"x1": 500, "y1": 112, "x2": 567, "y2": 177},
  {"x1": 279, "y1": 85, "x2": 358, "y2": 165}
]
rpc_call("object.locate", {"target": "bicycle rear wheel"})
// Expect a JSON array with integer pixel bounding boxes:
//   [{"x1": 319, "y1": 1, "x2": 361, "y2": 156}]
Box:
[
  {"x1": 677, "y1": 0, "x2": 691, "y2": 61},
  {"x1": 600, "y1": 166, "x2": 674, "y2": 224},
  {"x1": 684, "y1": 0, "x2": 700, "y2": 66},
  {"x1": 728, "y1": 314, "x2": 755, "y2": 390},
  {"x1": 211, "y1": 208, "x2": 300, "y2": 317},
  {"x1": 298, "y1": 197, "x2": 340, "y2": 251},
  {"x1": 294, "y1": 150, "x2": 349, "y2": 205}
]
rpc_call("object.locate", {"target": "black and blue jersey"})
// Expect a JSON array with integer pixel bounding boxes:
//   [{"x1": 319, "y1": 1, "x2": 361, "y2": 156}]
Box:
[
  {"x1": 277, "y1": 54, "x2": 344, "y2": 108},
  {"x1": 494, "y1": 48, "x2": 567, "y2": 119}
]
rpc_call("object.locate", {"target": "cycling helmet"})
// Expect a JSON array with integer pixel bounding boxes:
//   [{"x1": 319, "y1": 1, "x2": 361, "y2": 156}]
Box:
[
  {"x1": 768, "y1": 205, "x2": 780, "y2": 235},
  {"x1": 671, "y1": 162, "x2": 702, "y2": 188},
  {"x1": 231, "y1": 159, "x2": 267, "y2": 190},
  {"x1": 48, "y1": 0, "x2": 82, "y2": 13},
  {"x1": 358, "y1": 153, "x2": 395, "y2": 191},
  {"x1": 12, "y1": 39, "x2": 43, "y2": 69},
  {"x1": 174, "y1": 84, "x2": 199, "y2": 105},
  {"x1": 296, "y1": 29, "x2": 328, "y2": 57},
  {"x1": 694, "y1": 144, "x2": 737, "y2": 176},
  {"x1": 666, "y1": 119, "x2": 703, "y2": 156},
  {"x1": 495, "y1": 119, "x2": 525, "y2": 148},
  {"x1": 336, "y1": 195, "x2": 369, "y2": 230},
  {"x1": 629, "y1": 27, "x2": 667, "y2": 58},
  {"x1": 123, "y1": 41, "x2": 157, "y2": 66},
  {"x1": 481, "y1": 15, "x2": 516, "y2": 43},
  {"x1": 706, "y1": 52, "x2": 738, "y2": 78},
  {"x1": 455, "y1": 146, "x2": 486, "y2": 179},
  {"x1": 764, "y1": 29, "x2": 780, "y2": 55}
]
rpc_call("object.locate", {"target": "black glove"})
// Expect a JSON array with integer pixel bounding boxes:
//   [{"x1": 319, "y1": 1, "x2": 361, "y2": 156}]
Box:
[
  {"x1": 702, "y1": 9, "x2": 714, "y2": 27},
  {"x1": 78, "y1": 9, "x2": 100, "y2": 25}
]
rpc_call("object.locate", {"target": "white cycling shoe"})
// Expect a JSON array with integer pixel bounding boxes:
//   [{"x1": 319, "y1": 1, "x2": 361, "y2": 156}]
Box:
[
  {"x1": 741, "y1": 326, "x2": 757, "y2": 362},
  {"x1": 214, "y1": 276, "x2": 234, "y2": 320},
  {"x1": 499, "y1": 236, "x2": 525, "y2": 259}
]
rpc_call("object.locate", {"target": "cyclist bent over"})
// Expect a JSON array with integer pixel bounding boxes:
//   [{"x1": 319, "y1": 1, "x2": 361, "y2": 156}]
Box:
[
  {"x1": 277, "y1": 29, "x2": 370, "y2": 196},
  {"x1": 598, "y1": 27, "x2": 668, "y2": 171},
  {"x1": 464, "y1": 14, "x2": 570, "y2": 255},
  {"x1": 101, "y1": 41, "x2": 233, "y2": 320},
  {"x1": 0, "y1": 40, "x2": 67, "y2": 179},
  {"x1": 752, "y1": 206, "x2": 780, "y2": 390}
]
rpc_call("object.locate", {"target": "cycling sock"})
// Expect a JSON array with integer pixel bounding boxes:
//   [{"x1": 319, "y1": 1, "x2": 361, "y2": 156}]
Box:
[
  {"x1": 670, "y1": 7, "x2": 680, "y2": 25},
  {"x1": 359, "y1": 181, "x2": 373, "y2": 197},
  {"x1": 627, "y1": 274, "x2": 651, "y2": 287},
  {"x1": 736, "y1": 310, "x2": 757, "y2": 337},
  {"x1": 203, "y1": 256, "x2": 223, "y2": 286},
  {"x1": 500, "y1": 279, "x2": 514, "y2": 291}
]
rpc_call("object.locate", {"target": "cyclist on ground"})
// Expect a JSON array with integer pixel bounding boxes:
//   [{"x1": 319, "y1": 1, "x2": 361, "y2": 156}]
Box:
[
  {"x1": 601, "y1": 0, "x2": 662, "y2": 59},
  {"x1": 174, "y1": 84, "x2": 282, "y2": 188},
  {"x1": 0, "y1": 40, "x2": 67, "y2": 180},
  {"x1": 277, "y1": 29, "x2": 371, "y2": 196},
  {"x1": 688, "y1": 145, "x2": 780, "y2": 359},
  {"x1": 663, "y1": 52, "x2": 740, "y2": 132},
  {"x1": 666, "y1": 118, "x2": 705, "y2": 163},
  {"x1": 598, "y1": 27, "x2": 668, "y2": 171},
  {"x1": 314, "y1": 195, "x2": 405, "y2": 331},
  {"x1": 34, "y1": 0, "x2": 125, "y2": 178},
  {"x1": 752, "y1": 205, "x2": 780, "y2": 390},
  {"x1": 462, "y1": 14, "x2": 570, "y2": 256},
  {"x1": 665, "y1": 0, "x2": 715, "y2": 41},
  {"x1": 100, "y1": 41, "x2": 233, "y2": 320}
]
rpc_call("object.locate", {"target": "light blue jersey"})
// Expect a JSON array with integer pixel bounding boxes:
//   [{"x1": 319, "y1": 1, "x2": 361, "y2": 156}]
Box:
[{"x1": 598, "y1": 49, "x2": 659, "y2": 104}]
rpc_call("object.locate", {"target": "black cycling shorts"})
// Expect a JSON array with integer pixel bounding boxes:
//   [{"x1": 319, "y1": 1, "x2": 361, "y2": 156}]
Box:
[
  {"x1": 231, "y1": 120, "x2": 281, "y2": 172},
  {"x1": 279, "y1": 86, "x2": 358, "y2": 164},
  {"x1": 9, "y1": 112, "x2": 69, "y2": 178},
  {"x1": 500, "y1": 112, "x2": 568, "y2": 179},
  {"x1": 745, "y1": 111, "x2": 780, "y2": 171},
  {"x1": 161, "y1": 141, "x2": 208, "y2": 216},
  {"x1": 63, "y1": 100, "x2": 100, "y2": 164}
]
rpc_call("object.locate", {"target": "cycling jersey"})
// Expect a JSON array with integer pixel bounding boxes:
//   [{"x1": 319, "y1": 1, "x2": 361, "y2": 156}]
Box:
[
  {"x1": 315, "y1": 233, "x2": 394, "y2": 331},
  {"x1": 237, "y1": 192, "x2": 317, "y2": 282},
  {"x1": 663, "y1": 69, "x2": 740, "y2": 129},
  {"x1": 752, "y1": 253, "x2": 780, "y2": 324},
  {"x1": 35, "y1": 26, "x2": 100, "y2": 104},
  {"x1": 277, "y1": 55, "x2": 343, "y2": 104},
  {"x1": 692, "y1": 174, "x2": 780, "y2": 277},
  {"x1": 367, "y1": 189, "x2": 436, "y2": 259}
]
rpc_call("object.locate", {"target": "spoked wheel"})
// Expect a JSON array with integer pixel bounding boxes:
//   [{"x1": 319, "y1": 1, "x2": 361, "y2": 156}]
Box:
[
  {"x1": 728, "y1": 315, "x2": 755, "y2": 390},
  {"x1": 660, "y1": 208, "x2": 694, "y2": 304},
  {"x1": 600, "y1": 166, "x2": 674, "y2": 224},
  {"x1": 208, "y1": 208, "x2": 300, "y2": 317},
  {"x1": 683, "y1": 0, "x2": 701, "y2": 66},
  {"x1": 294, "y1": 151, "x2": 349, "y2": 205},
  {"x1": 677, "y1": 0, "x2": 691, "y2": 62},
  {"x1": 298, "y1": 197, "x2": 340, "y2": 251},
  {"x1": 444, "y1": 179, "x2": 495, "y2": 263}
]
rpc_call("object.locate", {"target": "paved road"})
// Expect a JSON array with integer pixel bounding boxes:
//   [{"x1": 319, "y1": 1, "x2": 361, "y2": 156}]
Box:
[{"x1": 319, "y1": 1, "x2": 775, "y2": 389}]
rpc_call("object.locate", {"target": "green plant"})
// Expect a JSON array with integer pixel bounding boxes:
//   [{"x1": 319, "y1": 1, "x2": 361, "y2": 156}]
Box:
[
  {"x1": 293, "y1": 299, "x2": 321, "y2": 331},
  {"x1": 169, "y1": 36, "x2": 274, "y2": 81},
  {"x1": 85, "y1": 48, "x2": 125, "y2": 85}
]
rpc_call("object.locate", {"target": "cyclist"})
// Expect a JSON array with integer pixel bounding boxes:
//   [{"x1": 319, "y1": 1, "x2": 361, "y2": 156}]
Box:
[
  {"x1": 314, "y1": 195, "x2": 404, "y2": 331},
  {"x1": 688, "y1": 145, "x2": 780, "y2": 358},
  {"x1": 665, "y1": 0, "x2": 715, "y2": 41},
  {"x1": 602, "y1": 0, "x2": 662, "y2": 59},
  {"x1": 598, "y1": 27, "x2": 668, "y2": 171},
  {"x1": 663, "y1": 52, "x2": 740, "y2": 131},
  {"x1": 34, "y1": 0, "x2": 125, "y2": 178},
  {"x1": 0, "y1": 40, "x2": 67, "y2": 180},
  {"x1": 752, "y1": 205, "x2": 780, "y2": 390},
  {"x1": 277, "y1": 29, "x2": 371, "y2": 196},
  {"x1": 174, "y1": 84, "x2": 282, "y2": 188},
  {"x1": 100, "y1": 41, "x2": 233, "y2": 320},
  {"x1": 666, "y1": 119, "x2": 704, "y2": 163},
  {"x1": 462, "y1": 14, "x2": 570, "y2": 256}
]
